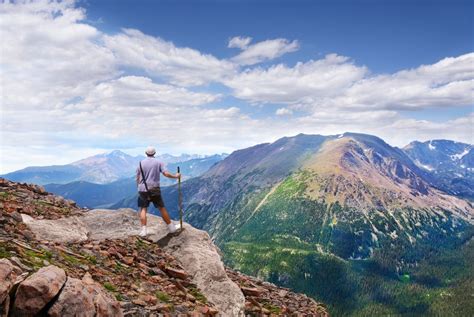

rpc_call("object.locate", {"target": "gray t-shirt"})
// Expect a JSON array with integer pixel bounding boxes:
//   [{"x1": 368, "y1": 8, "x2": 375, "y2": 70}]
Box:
[{"x1": 136, "y1": 157, "x2": 166, "y2": 192}]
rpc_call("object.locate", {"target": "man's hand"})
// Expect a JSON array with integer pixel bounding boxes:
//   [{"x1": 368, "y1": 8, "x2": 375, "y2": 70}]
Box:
[{"x1": 176, "y1": 172, "x2": 181, "y2": 180}]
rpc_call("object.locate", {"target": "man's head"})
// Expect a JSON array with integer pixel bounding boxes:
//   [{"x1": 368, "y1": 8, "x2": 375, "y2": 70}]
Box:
[{"x1": 145, "y1": 146, "x2": 156, "y2": 157}]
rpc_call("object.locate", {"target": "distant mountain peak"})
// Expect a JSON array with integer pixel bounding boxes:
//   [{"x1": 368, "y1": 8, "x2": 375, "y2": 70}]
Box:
[{"x1": 297, "y1": 136, "x2": 472, "y2": 219}]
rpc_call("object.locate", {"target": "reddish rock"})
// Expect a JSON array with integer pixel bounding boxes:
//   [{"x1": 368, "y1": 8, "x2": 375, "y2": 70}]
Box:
[
  {"x1": 48, "y1": 277, "x2": 95, "y2": 317},
  {"x1": 0, "y1": 259, "x2": 14, "y2": 304},
  {"x1": 164, "y1": 267, "x2": 188, "y2": 280},
  {"x1": 241, "y1": 286, "x2": 264, "y2": 297},
  {"x1": 1, "y1": 295, "x2": 10, "y2": 317},
  {"x1": 123, "y1": 256, "x2": 134, "y2": 265},
  {"x1": 82, "y1": 273, "x2": 123, "y2": 317},
  {"x1": 12, "y1": 265, "x2": 66, "y2": 316}
]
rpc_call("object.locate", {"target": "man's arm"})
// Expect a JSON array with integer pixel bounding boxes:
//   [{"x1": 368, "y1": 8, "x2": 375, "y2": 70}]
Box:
[
  {"x1": 136, "y1": 167, "x2": 140, "y2": 185},
  {"x1": 163, "y1": 171, "x2": 181, "y2": 179}
]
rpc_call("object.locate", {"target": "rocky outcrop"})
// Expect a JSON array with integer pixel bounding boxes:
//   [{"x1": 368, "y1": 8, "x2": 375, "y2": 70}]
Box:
[
  {"x1": 149, "y1": 222, "x2": 246, "y2": 316},
  {"x1": 1, "y1": 178, "x2": 329, "y2": 316},
  {"x1": 12, "y1": 265, "x2": 67, "y2": 316},
  {"x1": 23, "y1": 208, "x2": 246, "y2": 316}
]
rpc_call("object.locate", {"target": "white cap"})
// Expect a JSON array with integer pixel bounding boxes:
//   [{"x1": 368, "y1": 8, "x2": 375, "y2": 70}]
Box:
[{"x1": 145, "y1": 146, "x2": 156, "y2": 156}]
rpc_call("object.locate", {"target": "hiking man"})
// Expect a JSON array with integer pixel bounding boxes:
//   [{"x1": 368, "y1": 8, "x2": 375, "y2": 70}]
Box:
[{"x1": 137, "y1": 146, "x2": 181, "y2": 236}]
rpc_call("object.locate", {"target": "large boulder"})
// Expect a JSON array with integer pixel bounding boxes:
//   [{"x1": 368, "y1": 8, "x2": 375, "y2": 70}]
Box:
[
  {"x1": 48, "y1": 277, "x2": 96, "y2": 317},
  {"x1": 12, "y1": 265, "x2": 66, "y2": 316},
  {"x1": 154, "y1": 227, "x2": 246, "y2": 316},
  {"x1": 0, "y1": 259, "x2": 27, "y2": 317}
]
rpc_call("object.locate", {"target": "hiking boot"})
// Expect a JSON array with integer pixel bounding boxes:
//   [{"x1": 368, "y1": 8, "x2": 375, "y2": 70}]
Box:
[
  {"x1": 139, "y1": 227, "x2": 148, "y2": 237},
  {"x1": 167, "y1": 223, "x2": 180, "y2": 233}
]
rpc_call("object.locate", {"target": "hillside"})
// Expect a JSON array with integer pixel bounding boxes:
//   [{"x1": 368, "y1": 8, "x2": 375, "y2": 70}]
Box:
[
  {"x1": 0, "y1": 178, "x2": 328, "y2": 316},
  {"x1": 138, "y1": 133, "x2": 474, "y2": 315}
]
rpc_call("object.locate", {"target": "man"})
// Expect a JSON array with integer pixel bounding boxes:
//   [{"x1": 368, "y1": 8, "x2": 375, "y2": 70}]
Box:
[{"x1": 136, "y1": 146, "x2": 181, "y2": 236}]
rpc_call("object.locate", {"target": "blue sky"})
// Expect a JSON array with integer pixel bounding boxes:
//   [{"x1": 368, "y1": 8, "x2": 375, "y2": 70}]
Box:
[
  {"x1": 0, "y1": 0, "x2": 473, "y2": 173},
  {"x1": 84, "y1": 0, "x2": 473, "y2": 73}
]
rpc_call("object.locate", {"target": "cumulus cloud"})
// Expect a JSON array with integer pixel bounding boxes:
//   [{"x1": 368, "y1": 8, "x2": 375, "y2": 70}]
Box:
[
  {"x1": 231, "y1": 38, "x2": 300, "y2": 66},
  {"x1": 226, "y1": 52, "x2": 474, "y2": 112},
  {"x1": 0, "y1": 0, "x2": 116, "y2": 110},
  {"x1": 330, "y1": 53, "x2": 474, "y2": 110},
  {"x1": 226, "y1": 54, "x2": 367, "y2": 104},
  {"x1": 104, "y1": 29, "x2": 236, "y2": 86},
  {"x1": 1, "y1": 0, "x2": 472, "y2": 173},
  {"x1": 228, "y1": 36, "x2": 252, "y2": 49}
]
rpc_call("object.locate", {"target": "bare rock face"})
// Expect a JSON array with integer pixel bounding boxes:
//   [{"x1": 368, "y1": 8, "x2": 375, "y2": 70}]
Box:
[
  {"x1": 48, "y1": 277, "x2": 96, "y2": 317},
  {"x1": 151, "y1": 225, "x2": 246, "y2": 316},
  {"x1": 21, "y1": 214, "x2": 89, "y2": 243},
  {"x1": 12, "y1": 265, "x2": 66, "y2": 316}
]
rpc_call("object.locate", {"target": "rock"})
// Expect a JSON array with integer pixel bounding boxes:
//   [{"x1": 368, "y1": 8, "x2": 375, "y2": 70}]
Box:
[
  {"x1": 23, "y1": 216, "x2": 89, "y2": 243},
  {"x1": 123, "y1": 256, "x2": 134, "y2": 265},
  {"x1": 241, "y1": 286, "x2": 263, "y2": 297},
  {"x1": 278, "y1": 290, "x2": 288, "y2": 298},
  {"x1": 165, "y1": 267, "x2": 188, "y2": 280},
  {"x1": 0, "y1": 259, "x2": 14, "y2": 303},
  {"x1": 151, "y1": 220, "x2": 246, "y2": 316},
  {"x1": 0, "y1": 295, "x2": 10, "y2": 317},
  {"x1": 13, "y1": 265, "x2": 66, "y2": 316},
  {"x1": 8, "y1": 257, "x2": 31, "y2": 272},
  {"x1": 48, "y1": 278, "x2": 95, "y2": 317},
  {"x1": 81, "y1": 273, "x2": 123, "y2": 317}
]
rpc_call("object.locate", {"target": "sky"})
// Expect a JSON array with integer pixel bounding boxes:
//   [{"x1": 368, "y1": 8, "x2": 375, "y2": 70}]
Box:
[{"x1": 0, "y1": 0, "x2": 473, "y2": 173}]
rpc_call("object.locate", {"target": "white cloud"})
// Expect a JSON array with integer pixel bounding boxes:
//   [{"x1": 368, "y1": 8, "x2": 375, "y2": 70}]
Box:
[
  {"x1": 1, "y1": 1, "x2": 472, "y2": 174},
  {"x1": 231, "y1": 38, "x2": 299, "y2": 66},
  {"x1": 0, "y1": 0, "x2": 116, "y2": 110},
  {"x1": 103, "y1": 29, "x2": 236, "y2": 86},
  {"x1": 330, "y1": 53, "x2": 474, "y2": 111},
  {"x1": 276, "y1": 108, "x2": 293, "y2": 116},
  {"x1": 226, "y1": 52, "x2": 474, "y2": 112},
  {"x1": 226, "y1": 54, "x2": 367, "y2": 104},
  {"x1": 228, "y1": 36, "x2": 252, "y2": 49}
]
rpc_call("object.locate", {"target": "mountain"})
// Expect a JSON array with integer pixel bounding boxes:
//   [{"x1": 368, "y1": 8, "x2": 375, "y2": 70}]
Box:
[
  {"x1": 403, "y1": 140, "x2": 473, "y2": 200},
  {"x1": 44, "y1": 154, "x2": 226, "y2": 209},
  {"x1": 44, "y1": 178, "x2": 137, "y2": 209},
  {"x1": 2, "y1": 151, "x2": 226, "y2": 186},
  {"x1": 0, "y1": 178, "x2": 328, "y2": 316},
  {"x1": 119, "y1": 133, "x2": 473, "y2": 315},
  {"x1": 2, "y1": 150, "x2": 143, "y2": 185}
]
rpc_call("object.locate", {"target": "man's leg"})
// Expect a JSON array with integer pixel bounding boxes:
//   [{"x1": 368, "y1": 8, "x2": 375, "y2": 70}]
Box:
[
  {"x1": 139, "y1": 207, "x2": 148, "y2": 226},
  {"x1": 158, "y1": 206, "x2": 171, "y2": 225}
]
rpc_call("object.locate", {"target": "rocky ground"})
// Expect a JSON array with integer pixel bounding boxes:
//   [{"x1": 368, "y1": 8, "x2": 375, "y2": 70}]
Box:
[{"x1": 0, "y1": 178, "x2": 328, "y2": 316}]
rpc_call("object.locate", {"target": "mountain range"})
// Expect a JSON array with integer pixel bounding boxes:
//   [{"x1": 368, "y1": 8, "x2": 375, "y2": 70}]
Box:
[
  {"x1": 43, "y1": 154, "x2": 226, "y2": 208},
  {"x1": 113, "y1": 133, "x2": 473, "y2": 315},
  {"x1": 2, "y1": 133, "x2": 473, "y2": 315},
  {"x1": 403, "y1": 140, "x2": 473, "y2": 200},
  {"x1": 2, "y1": 150, "x2": 225, "y2": 185}
]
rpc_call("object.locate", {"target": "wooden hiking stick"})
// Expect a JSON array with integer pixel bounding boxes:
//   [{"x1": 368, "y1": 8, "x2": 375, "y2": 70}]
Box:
[{"x1": 178, "y1": 166, "x2": 183, "y2": 230}]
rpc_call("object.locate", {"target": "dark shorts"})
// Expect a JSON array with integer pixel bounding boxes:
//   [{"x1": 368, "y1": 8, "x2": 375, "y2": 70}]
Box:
[{"x1": 138, "y1": 188, "x2": 165, "y2": 209}]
